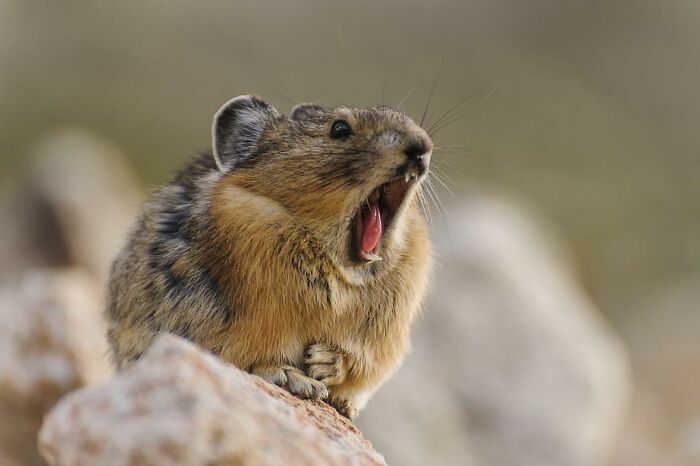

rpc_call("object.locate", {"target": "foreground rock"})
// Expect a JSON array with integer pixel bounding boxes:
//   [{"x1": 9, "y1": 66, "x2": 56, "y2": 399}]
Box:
[
  {"x1": 0, "y1": 270, "x2": 112, "y2": 466},
  {"x1": 39, "y1": 335, "x2": 386, "y2": 466},
  {"x1": 358, "y1": 196, "x2": 631, "y2": 466}
]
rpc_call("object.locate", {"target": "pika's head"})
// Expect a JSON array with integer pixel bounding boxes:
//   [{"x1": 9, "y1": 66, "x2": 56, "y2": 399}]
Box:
[{"x1": 212, "y1": 95, "x2": 432, "y2": 269}]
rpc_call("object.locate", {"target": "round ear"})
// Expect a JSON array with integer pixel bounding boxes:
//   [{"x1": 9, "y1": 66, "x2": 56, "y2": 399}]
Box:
[
  {"x1": 211, "y1": 95, "x2": 280, "y2": 172},
  {"x1": 291, "y1": 103, "x2": 326, "y2": 122}
]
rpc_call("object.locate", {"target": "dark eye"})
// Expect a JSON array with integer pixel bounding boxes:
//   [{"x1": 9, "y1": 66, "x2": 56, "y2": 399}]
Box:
[{"x1": 330, "y1": 120, "x2": 352, "y2": 139}]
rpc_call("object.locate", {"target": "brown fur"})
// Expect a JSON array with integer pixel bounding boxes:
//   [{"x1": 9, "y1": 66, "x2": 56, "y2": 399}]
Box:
[{"x1": 106, "y1": 96, "x2": 433, "y2": 418}]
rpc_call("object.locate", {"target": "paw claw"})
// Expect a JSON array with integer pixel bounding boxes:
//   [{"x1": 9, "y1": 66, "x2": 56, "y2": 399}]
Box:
[
  {"x1": 252, "y1": 365, "x2": 328, "y2": 400},
  {"x1": 251, "y1": 366, "x2": 287, "y2": 386},
  {"x1": 328, "y1": 396, "x2": 358, "y2": 420},
  {"x1": 304, "y1": 343, "x2": 347, "y2": 387},
  {"x1": 284, "y1": 366, "x2": 329, "y2": 400}
]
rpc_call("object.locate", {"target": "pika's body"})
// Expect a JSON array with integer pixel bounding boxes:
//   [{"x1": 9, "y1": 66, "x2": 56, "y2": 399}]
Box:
[{"x1": 107, "y1": 96, "x2": 433, "y2": 418}]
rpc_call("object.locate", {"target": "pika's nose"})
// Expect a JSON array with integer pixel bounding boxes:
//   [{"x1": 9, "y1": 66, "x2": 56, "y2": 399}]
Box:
[{"x1": 404, "y1": 136, "x2": 432, "y2": 163}]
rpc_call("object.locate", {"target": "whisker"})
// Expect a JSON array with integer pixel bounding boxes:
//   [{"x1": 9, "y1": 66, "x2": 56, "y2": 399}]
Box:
[
  {"x1": 424, "y1": 179, "x2": 444, "y2": 218},
  {"x1": 429, "y1": 111, "x2": 472, "y2": 137},
  {"x1": 418, "y1": 186, "x2": 432, "y2": 224},
  {"x1": 424, "y1": 179, "x2": 452, "y2": 240},
  {"x1": 430, "y1": 177, "x2": 457, "y2": 226},
  {"x1": 430, "y1": 164, "x2": 459, "y2": 189},
  {"x1": 430, "y1": 180, "x2": 459, "y2": 249},
  {"x1": 433, "y1": 147, "x2": 491, "y2": 160},
  {"x1": 432, "y1": 158, "x2": 474, "y2": 182},
  {"x1": 425, "y1": 177, "x2": 456, "y2": 239},
  {"x1": 258, "y1": 81, "x2": 298, "y2": 106},
  {"x1": 433, "y1": 144, "x2": 470, "y2": 151},
  {"x1": 433, "y1": 148, "x2": 470, "y2": 155},
  {"x1": 420, "y1": 56, "x2": 442, "y2": 127},
  {"x1": 417, "y1": 188, "x2": 430, "y2": 223},
  {"x1": 428, "y1": 84, "x2": 498, "y2": 136},
  {"x1": 430, "y1": 170, "x2": 457, "y2": 200},
  {"x1": 484, "y1": 83, "x2": 499, "y2": 100},
  {"x1": 426, "y1": 89, "x2": 481, "y2": 135},
  {"x1": 397, "y1": 82, "x2": 420, "y2": 111}
]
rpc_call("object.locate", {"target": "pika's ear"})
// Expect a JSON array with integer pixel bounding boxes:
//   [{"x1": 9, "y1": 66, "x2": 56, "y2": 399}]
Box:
[
  {"x1": 291, "y1": 103, "x2": 325, "y2": 121},
  {"x1": 212, "y1": 95, "x2": 280, "y2": 172}
]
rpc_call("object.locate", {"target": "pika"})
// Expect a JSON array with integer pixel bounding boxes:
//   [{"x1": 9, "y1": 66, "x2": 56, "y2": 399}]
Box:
[{"x1": 106, "y1": 95, "x2": 433, "y2": 419}]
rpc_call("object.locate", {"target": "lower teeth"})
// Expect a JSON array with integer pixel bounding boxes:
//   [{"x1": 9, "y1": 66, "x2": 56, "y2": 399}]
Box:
[{"x1": 364, "y1": 252, "x2": 383, "y2": 262}]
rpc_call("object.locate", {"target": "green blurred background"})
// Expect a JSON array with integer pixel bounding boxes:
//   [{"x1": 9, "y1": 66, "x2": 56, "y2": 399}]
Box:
[
  {"x1": 2, "y1": 0, "x2": 698, "y2": 316},
  {"x1": 1, "y1": 0, "x2": 699, "y2": 463}
]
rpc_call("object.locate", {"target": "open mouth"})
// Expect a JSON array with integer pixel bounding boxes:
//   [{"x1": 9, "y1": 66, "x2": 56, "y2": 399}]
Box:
[{"x1": 351, "y1": 165, "x2": 423, "y2": 262}]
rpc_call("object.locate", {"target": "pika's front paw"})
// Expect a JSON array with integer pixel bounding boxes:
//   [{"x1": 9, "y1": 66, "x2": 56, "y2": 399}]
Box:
[
  {"x1": 304, "y1": 343, "x2": 347, "y2": 387},
  {"x1": 252, "y1": 365, "x2": 329, "y2": 400},
  {"x1": 328, "y1": 396, "x2": 358, "y2": 420}
]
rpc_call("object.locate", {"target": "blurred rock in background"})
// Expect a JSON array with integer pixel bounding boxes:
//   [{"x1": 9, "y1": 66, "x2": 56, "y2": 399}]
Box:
[
  {"x1": 0, "y1": 130, "x2": 139, "y2": 464},
  {"x1": 358, "y1": 197, "x2": 631, "y2": 466},
  {"x1": 0, "y1": 130, "x2": 142, "y2": 283},
  {"x1": 0, "y1": 269, "x2": 111, "y2": 466},
  {"x1": 609, "y1": 277, "x2": 700, "y2": 466}
]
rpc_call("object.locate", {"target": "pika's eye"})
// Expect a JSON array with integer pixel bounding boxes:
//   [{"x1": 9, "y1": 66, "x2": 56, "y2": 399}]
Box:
[{"x1": 330, "y1": 120, "x2": 352, "y2": 139}]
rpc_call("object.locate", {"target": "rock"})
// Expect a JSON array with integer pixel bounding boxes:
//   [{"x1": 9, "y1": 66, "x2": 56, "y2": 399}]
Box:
[
  {"x1": 609, "y1": 388, "x2": 690, "y2": 466},
  {"x1": 0, "y1": 130, "x2": 142, "y2": 283},
  {"x1": 357, "y1": 195, "x2": 631, "y2": 466},
  {"x1": 38, "y1": 334, "x2": 386, "y2": 466},
  {"x1": 609, "y1": 276, "x2": 700, "y2": 466},
  {"x1": 0, "y1": 269, "x2": 112, "y2": 466},
  {"x1": 678, "y1": 418, "x2": 700, "y2": 465}
]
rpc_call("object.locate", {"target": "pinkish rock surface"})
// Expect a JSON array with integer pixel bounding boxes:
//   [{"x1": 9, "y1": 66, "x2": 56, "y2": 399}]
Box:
[{"x1": 39, "y1": 334, "x2": 386, "y2": 466}]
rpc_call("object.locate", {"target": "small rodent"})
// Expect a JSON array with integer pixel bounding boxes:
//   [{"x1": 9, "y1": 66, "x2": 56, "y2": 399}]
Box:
[{"x1": 106, "y1": 95, "x2": 433, "y2": 419}]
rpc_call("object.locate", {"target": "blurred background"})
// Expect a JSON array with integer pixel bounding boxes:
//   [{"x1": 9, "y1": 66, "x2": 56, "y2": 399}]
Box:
[{"x1": 1, "y1": 1, "x2": 699, "y2": 465}]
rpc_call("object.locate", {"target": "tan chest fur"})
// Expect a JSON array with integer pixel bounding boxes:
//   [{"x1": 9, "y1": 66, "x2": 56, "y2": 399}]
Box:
[{"x1": 208, "y1": 175, "x2": 431, "y2": 397}]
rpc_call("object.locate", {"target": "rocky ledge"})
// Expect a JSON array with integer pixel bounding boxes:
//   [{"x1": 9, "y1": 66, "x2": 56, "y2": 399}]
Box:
[{"x1": 38, "y1": 335, "x2": 385, "y2": 466}]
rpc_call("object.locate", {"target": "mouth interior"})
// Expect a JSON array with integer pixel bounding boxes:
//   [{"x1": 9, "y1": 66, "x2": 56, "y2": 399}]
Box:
[{"x1": 352, "y1": 175, "x2": 413, "y2": 262}]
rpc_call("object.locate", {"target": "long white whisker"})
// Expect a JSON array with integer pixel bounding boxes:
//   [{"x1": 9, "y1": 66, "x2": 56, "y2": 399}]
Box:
[
  {"x1": 417, "y1": 188, "x2": 430, "y2": 222},
  {"x1": 432, "y1": 158, "x2": 473, "y2": 181},
  {"x1": 426, "y1": 178, "x2": 457, "y2": 251},
  {"x1": 431, "y1": 164, "x2": 458, "y2": 187},
  {"x1": 418, "y1": 186, "x2": 432, "y2": 224},
  {"x1": 424, "y1": 179, "x2": 444, "y2": 218},
  {"x1": 430, "y1": 171, "x2": 457, "y2": 200},
  {"x1": 427, "y1": 178, "x2": 454, "y2": 227}
]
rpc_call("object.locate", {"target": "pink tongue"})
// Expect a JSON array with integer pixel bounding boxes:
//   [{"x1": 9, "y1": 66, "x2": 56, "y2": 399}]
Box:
[{"x1": 361, "y1": 202, "x2": 382, "y2": 252}]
